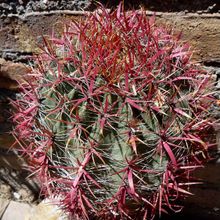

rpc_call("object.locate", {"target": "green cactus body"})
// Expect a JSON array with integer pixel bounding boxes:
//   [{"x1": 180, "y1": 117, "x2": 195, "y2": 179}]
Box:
[{"x1": 12, "y1": 4, "x2": 216, "y2": 220}]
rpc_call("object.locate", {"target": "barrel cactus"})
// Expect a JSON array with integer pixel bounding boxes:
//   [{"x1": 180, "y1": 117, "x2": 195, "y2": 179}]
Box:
[{"x1": 12, "y1": 4, "x2": 216, "y2": 220}]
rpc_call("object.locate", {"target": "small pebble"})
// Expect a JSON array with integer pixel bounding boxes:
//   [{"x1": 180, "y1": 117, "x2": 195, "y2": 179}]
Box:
[
  {"x1": 213, "y1": 207, "x2": 219, "y2": 212},
  {"x1": 13, "y1": 192, "x2": 21, "y2": 200}
]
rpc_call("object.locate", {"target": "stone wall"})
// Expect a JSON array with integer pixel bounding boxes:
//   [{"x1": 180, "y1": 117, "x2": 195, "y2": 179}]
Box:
[
  {"x1": 0, "y1": 1, "x2": 219, "y2": 160},
  {"x1": 0, "y1": 1, "x2": 220, "y2": 64},
  {"x1": 0, "y1": 0, "x2": 219, "y2": 145},
  {"x1": 0, "y1": 1, "x2": 219, "y2": 219}
]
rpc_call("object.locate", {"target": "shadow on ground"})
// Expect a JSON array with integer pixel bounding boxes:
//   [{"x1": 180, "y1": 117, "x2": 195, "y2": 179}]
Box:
[{"x1": 160, "y1": 162, "x2": 220, "y2": 220}]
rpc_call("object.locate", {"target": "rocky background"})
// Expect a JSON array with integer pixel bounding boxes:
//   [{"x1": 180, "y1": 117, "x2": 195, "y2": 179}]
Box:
[{"x1": 0, "y1": 1, "x2": 219, "y2": 219}]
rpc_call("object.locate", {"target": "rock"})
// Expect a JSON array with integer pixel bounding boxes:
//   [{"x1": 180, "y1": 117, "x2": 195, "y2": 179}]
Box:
[
  {"x1": 17, "y1": 187, "x2": 35, "y2": 202},
  {"x1": 0, "y1": 198, "x2": 67, "y2": 220},
  {"x1": 1, "y1": 200, "x2": 33, "y2": 220},
  {"x1": 0, "y1": 58, "x2": 30, "y2": 90},
  {"x1": 0, "y1": 185, "x2": 11, "y2": 200},
  {"x1": 0, "y1": 199, "x2": 10, "y2": 219},
  {"x1": 12, "y1": 192, "x2": 21, "y2": 200},
  {"x1": 25, "y1": 199, "x2": 67, "y2": 220},
  {"x1": 213, "y1": 207, "x2": 220, "y2": 212},
  {"x1": 0, "y1": 2, "x2": 220, "y2": 64}
]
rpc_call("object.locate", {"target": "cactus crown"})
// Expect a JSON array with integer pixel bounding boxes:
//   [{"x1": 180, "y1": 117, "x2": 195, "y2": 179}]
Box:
[{"x1": 12, "y1": 4, "x2": 216, "y2": 220}]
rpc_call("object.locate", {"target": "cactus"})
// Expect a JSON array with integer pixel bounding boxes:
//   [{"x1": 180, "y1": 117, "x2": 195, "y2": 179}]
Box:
[{"x1": 12, "y1": 4, "x2": 217, "y2": 220}]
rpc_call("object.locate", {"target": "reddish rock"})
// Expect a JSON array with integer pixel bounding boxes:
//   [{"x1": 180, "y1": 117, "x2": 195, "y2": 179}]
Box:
[{"x1": 0, "y1": 58, "x2": 30, "y2": 90}]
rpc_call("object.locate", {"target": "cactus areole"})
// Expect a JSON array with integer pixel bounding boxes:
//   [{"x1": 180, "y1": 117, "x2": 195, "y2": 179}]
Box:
[{"x1": 12, "y1": 4, "x2": 216, "y2": 220}]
